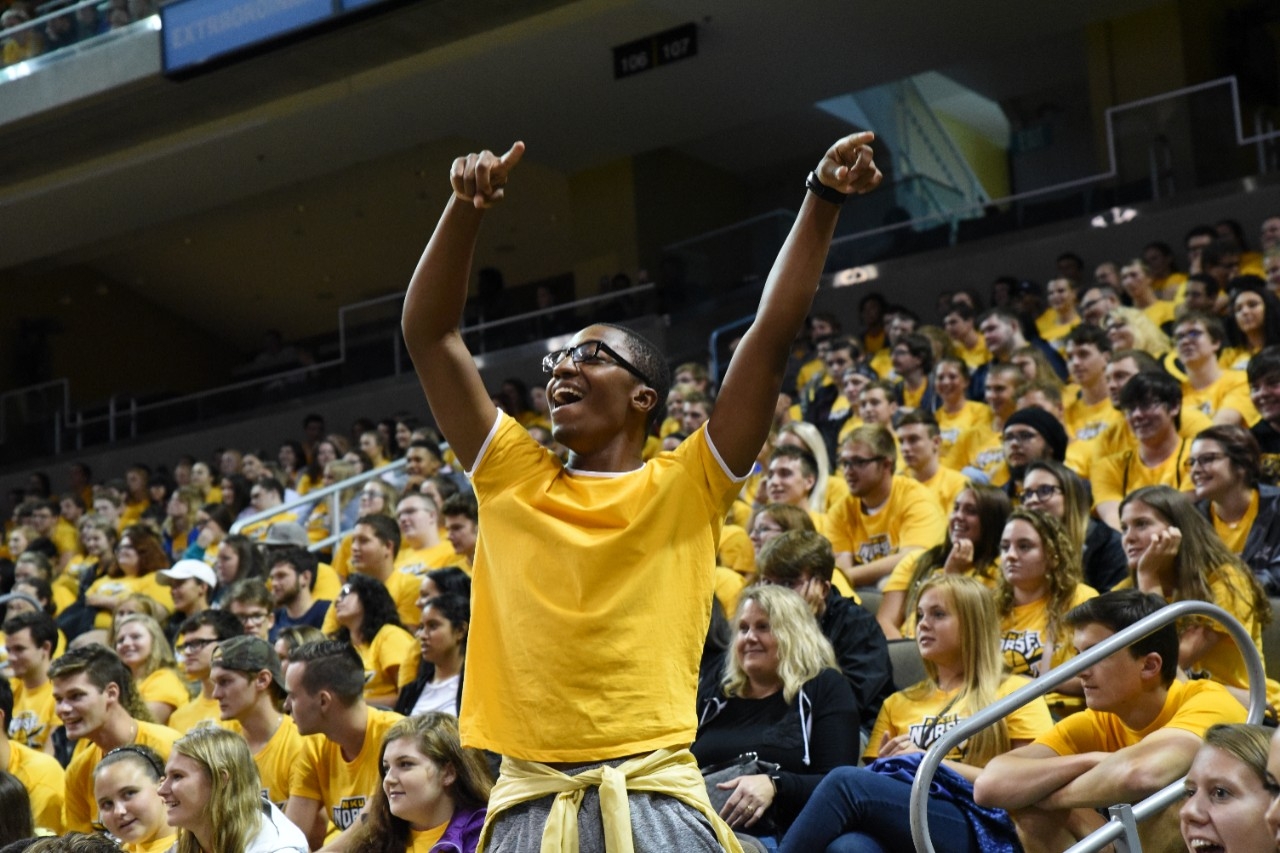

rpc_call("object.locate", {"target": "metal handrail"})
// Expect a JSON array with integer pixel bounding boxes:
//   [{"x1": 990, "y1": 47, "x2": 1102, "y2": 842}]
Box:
[
  {"x1": 909, "y1": 600, "x2": 1267, "y2": 853},
  {"x1": 0, "y1": 378, "x2": 69, "y2": 444},
  {"x1": 228, "y1": 458, "x2": 408, "y2": 551}
]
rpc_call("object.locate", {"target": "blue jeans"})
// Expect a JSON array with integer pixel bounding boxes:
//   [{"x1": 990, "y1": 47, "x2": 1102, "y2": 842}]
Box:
[{"x1": 778, "y1": 767, "x2": 978, "y2": 853}]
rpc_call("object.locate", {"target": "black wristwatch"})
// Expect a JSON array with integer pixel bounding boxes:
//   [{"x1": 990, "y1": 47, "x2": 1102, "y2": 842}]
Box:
[{"x1": 805, "y1": 170, "x2": 849, "y2": 205}]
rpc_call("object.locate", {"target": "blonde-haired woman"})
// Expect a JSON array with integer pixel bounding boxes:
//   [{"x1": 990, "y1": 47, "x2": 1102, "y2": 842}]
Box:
[
  {"x1": 1104, "y1": 306, "x2": 1171, "y2": 357},
  {"x1": 778, "y1": 575, "x2": 1054, "y2": 853},
  {"x1": 113, "y1": 614, "x2": 188, "y2": 724},
  {"x1": 347, "y1": 713, "x2": 492, "y2": 853},
  {"x1": 692, "y1": 584, "x2": 858, "y2": 844},
  {"x1": 158, "y1": 726, "x2": 307, "y2": 853}
]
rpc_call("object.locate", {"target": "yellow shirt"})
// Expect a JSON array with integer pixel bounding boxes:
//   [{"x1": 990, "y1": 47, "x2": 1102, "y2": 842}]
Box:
[
  {"x1": 167, "y1": 692, "x2": 223, "y2": 732},
  {"x1": 826, "y1": 476, "x2": 947, "y2": 567},
  {"x1": 240, "y1": 510, "x2": 300, "y2": 542},
  {"x1": 965, "y1": 428, "x2": 1008, "y2": 487},
  {"x1": 51, "y1": 519, "x2": 79, "y2": 558},
  {"x1": 1219, "y1": 346, "x2": 1253, "y2": 371},
  {"x1": 822, "y1": 475, "x2": 851, "y2": 513},
  {"x1": 63, "y1": 721, "x2": 179, "y2": 832},
  {"x1": 951, "y1": 337, "x2": 990, "y2": 370},
  {"x1": 1092, "y1": 439, "x2": 1192, "y2": 507},
  {"x1": 901, "y1": 380, "x2": 926, "y2": 410},
  {"x1": 321, "y1": 569, "x2": 421, "y2": 635},
  {"x1": 9, "y1": 740, "x2": 64, "y2": 833},
  {"x1": 870, "y1": 349, "x2": 894, "y2": 379},
  {"x1": 1189, "y1": 565, "x2": 1275, "y2": 703},
  {"x1": 1212, "y1": 489, "x2": 1260, "y2": 555},
  {"x1": 1142, "y1": 299, "x2": 1176, "y2": 328},
  {"x1": 138, "y1": 668, "x2": 190, "y2": 714},
  {"x1": 1036, "y1": 679, "x2": 1245, "y2": 755},
  {"x1": 10, "y1": 678, "x2": 56, "y2": 752},
  {"x1": 123, "y1": 835, "x2": 177, "y2": 853},
  {"x1": 1063, "y1": 394, "x2": 1121, "y2": 444},
  {"x1": 865, "y1": 676, "x2": 1054, "y2": 763},
  {"x1": 795, "y1": 358, "x2": 825, "y2": 394},
  {"x1": 355, "y1": 625, "x2": 420, "y2": 701},
  {"x1": 227, "y1": 714, "x2": 304, "y2": 807},
  {"x1": 313, "y1": 561, "x2": 342, "y2": 602},
  {"x1": 409, "y1": 824, "x2": 449, "y2": 852},
  {"x1": 1035, "y1": 308, "x2": 1080, "y2": 351},
  {"x1": 1183, "y1": 370, "x2": 1259, "y2": 425},
  {"x1": 394, "y1": 541, "x2": 458, "y2": 577},
  {"x1": 1090, "y1": 407, "x2": 1212, "y2": 471},
  {"x1": 85, "y1": 573, "x2": 174, "y2": 629},
  {"x1": 936, "y1": 401, "x2": 993, "y2": 470},
  {"x1": 717, "y1": 525, "x2": 754, "y2": 577},
  {"x1": 289, "y1": 707, "x2": 402, "y2": 835},
  {"x1": 916, "y1": 466, "x2": 969, "y2": 516},
  {"x1": 999, "y1": 586, "x2": 1098, "y2": 678},
  {"x1": 463, "y1": 414, "x2": 740, "y2": 762}
]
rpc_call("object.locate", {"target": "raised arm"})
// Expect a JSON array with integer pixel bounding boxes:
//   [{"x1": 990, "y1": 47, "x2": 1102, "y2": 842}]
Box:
[
  {"x1": 402, "y1": 142, "x2": 525, "y2": 470},
  {"x1": 708, "y1": 133, "x2": 882, "y2": 475}
]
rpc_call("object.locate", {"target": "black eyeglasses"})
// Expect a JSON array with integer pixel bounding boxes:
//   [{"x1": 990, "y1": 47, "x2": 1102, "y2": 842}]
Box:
[
  {"x1": 1021, "y1": 484, "x2": 1062, "y2": 503},
  {"x1": 178, "y1": 638, "x2": 217, "y2": 655},
  {"x1": 541, "y1": 340, "x2": 652, "y2": 386}
]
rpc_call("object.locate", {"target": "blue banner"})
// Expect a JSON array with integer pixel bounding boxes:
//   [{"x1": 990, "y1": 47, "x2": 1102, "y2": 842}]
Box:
[{"x1": 161, "y1": 0, "x2": 334, "y2": 72}]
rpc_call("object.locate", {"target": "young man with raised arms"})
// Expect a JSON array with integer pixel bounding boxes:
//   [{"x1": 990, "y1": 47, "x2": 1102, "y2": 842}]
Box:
[{"x1": 402, "y1": 134, "x2": 881, "y2": 850}]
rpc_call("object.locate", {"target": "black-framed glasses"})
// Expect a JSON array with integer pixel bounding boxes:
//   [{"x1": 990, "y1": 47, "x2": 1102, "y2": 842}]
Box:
[
  {"x1": 840, "y1": 455, "x2": 886, "y2": 469},
  {"x1": 1021, "y1": 484, "x2": 1062, "y2": 503},
  {"x1": 178, "y1": 638, "x2": 217, "y2": 655},
  {"x1": 1188, "y1": 452, "x2": 1228, "y2": 469},
  {"x1": 541, "y1": 340, "x2": 652, "y2": 386}
]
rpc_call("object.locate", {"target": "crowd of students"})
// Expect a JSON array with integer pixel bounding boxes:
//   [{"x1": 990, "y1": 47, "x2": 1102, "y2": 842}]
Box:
[{"x1": 1, "y1": 135, "x2": 1280, "y2": 853}]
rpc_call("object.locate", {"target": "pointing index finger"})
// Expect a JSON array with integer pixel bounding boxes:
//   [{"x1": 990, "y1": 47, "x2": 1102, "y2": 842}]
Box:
[{"x1": 499, "y1": 141, "x2": 526, "y2": 170}]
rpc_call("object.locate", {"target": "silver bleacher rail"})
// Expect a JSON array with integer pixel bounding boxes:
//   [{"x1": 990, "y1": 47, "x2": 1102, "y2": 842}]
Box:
[
  {"x1": 908, "y1": 600, "x2": 1267, "y2": 853},
  {"x1": 229, "y1": 458, "x2": 407, "y2": 552}
]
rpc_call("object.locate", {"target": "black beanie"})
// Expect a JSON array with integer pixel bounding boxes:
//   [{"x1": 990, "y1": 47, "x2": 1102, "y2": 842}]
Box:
[{"x1": 1004, "y1": 407, "x2": 1068, "y2": 462}]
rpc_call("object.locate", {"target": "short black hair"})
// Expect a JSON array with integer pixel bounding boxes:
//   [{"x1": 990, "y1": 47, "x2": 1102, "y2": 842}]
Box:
[
  {"x1": 426, "y1": 567, "x2": 471, "y2": 599},
  {"x1": 179, "y1": 609, "x2": 244, "y2": 642},
  {"x1": 1185, "y1": 272, "x2": 1220, "y2": 298},
  {"x1": 768, "y1": 445, "x2": 818, "y2": 481},
  {"x1": 290, "y1": 640, "x2": 365, "y2": 705},
  {"x1": 1117, "y1": 370, "x2": 1182, "y2": 419},
  {"x1": 1065, "y1": 590, "x2": 1178, "y2": 684},
  {"x1": 1064, "y1": 323, "x2": 1111, "y2": 353},
  {"x1": 254, "y1": 477, "x2": 284, "y2": 499},
  {"x1": 1, "y1": 611, "x2": 56, "y2": 653},
  {"x1": 1248, "y1": 345, "x2": 1280, "y2": 387},
  {"x1": 441, "y1": 494, "x2": 477, "y2": 525},
  {"x1": 269, "y1": 547, "x2": 318, "y2": 592},
  {"x1": 356, "y1": 514, "x2": 400, "y2": 557},
  {"x1": 598, "y1": 323, "x2": 673, "y2": 430}
]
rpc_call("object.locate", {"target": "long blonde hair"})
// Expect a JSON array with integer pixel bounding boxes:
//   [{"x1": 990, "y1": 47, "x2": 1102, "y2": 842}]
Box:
[
  {"x1": 113, "y1": 613, "x2": 179, "y2": 681},
  {"x1": 721, "y1": 585, "x2": 836, "y2": 703},
  {"x1": 908, "y1": 575, "x2": 1009, "y2": 767},
  {"x1": 171, "y1": 726, "x2": 263, "y2": 853}
]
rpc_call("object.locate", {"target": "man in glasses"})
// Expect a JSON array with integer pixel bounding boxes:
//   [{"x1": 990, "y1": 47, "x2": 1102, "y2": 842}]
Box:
[
  {"x1": 1176, "y1": 311, "x2": 1256, "y2": 427},
  {"x1": 167, "y1": 609, "x2": 244, "y2": 731},
  {"x1": 402, "y1": 133, "x2": 882, "y2": 850}
]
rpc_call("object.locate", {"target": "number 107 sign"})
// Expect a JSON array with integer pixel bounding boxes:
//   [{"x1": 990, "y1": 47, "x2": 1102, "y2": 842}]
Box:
[{"x1": 613, "y1": 23, "x2": 698, "y2": 80}]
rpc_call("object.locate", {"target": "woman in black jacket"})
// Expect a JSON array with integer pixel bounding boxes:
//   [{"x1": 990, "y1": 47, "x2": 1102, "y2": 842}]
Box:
[
  {"x1": 396, "y1": 592, "x2": 468, "y2": 717},
  {"x1": 692, "y1": 584, "x2": 858, "y2": 845}
]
